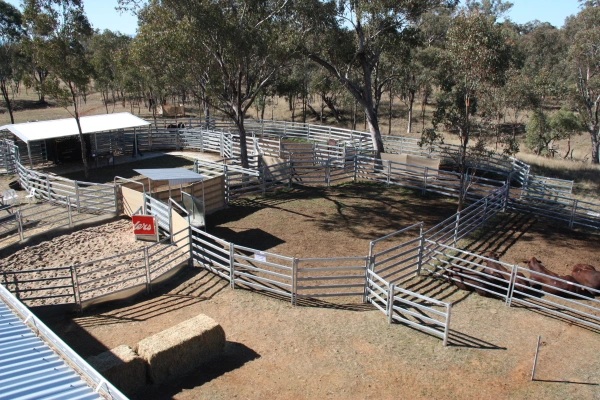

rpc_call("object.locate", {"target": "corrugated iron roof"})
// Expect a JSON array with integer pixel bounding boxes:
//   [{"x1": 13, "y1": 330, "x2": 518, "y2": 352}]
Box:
[
  {"x1": 134, "y1": 168, "x2": 207, "y2": 186},
  {"x1": 0, "y1": 284, "x2": 128, "y2": 400},
  {"x1": 0, "y1": 112, "x2": 150, "y2": 144}
]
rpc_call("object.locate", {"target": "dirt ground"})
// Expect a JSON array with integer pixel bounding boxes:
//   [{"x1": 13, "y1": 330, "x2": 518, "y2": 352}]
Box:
[{"x1": 38, "y1": 186, "x2": 600, "y2": 400}]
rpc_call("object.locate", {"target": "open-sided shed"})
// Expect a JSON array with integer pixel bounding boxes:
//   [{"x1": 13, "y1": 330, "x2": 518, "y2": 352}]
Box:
[{"x1": 0, "y1": 112, "x2": 150, "y2": 167}]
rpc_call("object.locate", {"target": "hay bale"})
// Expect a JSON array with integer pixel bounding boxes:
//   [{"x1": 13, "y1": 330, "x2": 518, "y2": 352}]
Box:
[
  {"x1": 136, "y1": 314, "x2": 225, "y2": 384},
  {"x1": 87, "y1": 345, "x2": 146, "y2": 396}
]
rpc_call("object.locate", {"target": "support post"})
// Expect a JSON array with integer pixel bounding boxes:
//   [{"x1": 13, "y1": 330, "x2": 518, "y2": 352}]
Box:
[
  {"x1": 453, "y1": 211, "x2": 461, "y2": 247},
  {"x1": 74, "y1": 181, "x2": 81, "y2": 212},
  {"x1": 531, "y1": 335, "x2": 541, "y2": 381},
  {"x1": 17, "y1": 210, "x2": 24, "y2": 241},
  {"x1": 326, "y1": 160, "x2": 331, "y2": 187},
  {"x1": 67, "y1": 196, "x2": 73, "y2": 227},
  {"x1": 71, "y1": 264, "x2": 82, "y2": 312},
  {"x1": 569, "y1": 199, "x2": 577, "y2": 229},
  {"x1": 506, "y1": 265, "x2": 518, "y2": 307},
  {"x1": 386, "y1": 160, "x2": 391, "y2": 187},
  {"x1": 292, "y1": 258, "x2": 298, "y2": 306},
  {"x1": 387, "y1": 284, "x2": 394, "y2": 324},
  {"x1": 482, "y1": 198, "x2": 488, "y2": 229},
  {"x1": 443, "y1": 303, "x2": 453, "y2": 346},
  {"x1": 353, "y1": 155, "x2": 358, "y2": 183},
  {"x1": 229, "y1": 244, "x2": 235, "y2": 289},
  {"x1": 422, "y1": 167, "x2": 428, "y2": 195},
  {"x1": 188, "y1": 226, "x2": 194, "y2": 267},
  {"x1": 27, "y1": 142, "x2": 33, "y2": 169},
  {"x1": 416, "y1": 224, "x2": 425, "y2": 276}
]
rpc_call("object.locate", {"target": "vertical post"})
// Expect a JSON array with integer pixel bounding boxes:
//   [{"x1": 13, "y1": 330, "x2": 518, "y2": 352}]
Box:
[
  {"x1": 443, "y1": 303, "x2": 453, "y2": 346},
  {"x1": 453, "y1": 211, "x2": 461, "y2": 247},
  {"x1": 569, "y1": 199, "x2": 577, "y2": 229},
  {"x1": 70, "y1": 265, "x2": 80, "y2": 308},
  {"x1": 27, "y1": 142, "x2": 33, "y2": 169},
  {"x1": 74, "y1": 181, "x2": 81, "y2": 213},
  {"x1": 481, "y1": 198, "x2": 488, "y2": 229},
  {"x1": 188, "y1": 226, "x2": 194, "y2": 267},
  {"x1": 504, "y1": 172, "x2": 512, "y2": 212},
  {"x1": 386, "y1": 160, "x2": 391, "y2": 187},
  {"x1": 113, "y1": 184, "x2": 119, "y2": 214},
  {"x1": 353, "y1": 155, "x2": 358, "y2": 183},
  {"x1": 229, "y1": 243, "x2": 235, "y2": 289},
  {"x1": 416, "y1": 224, "x2": 425, "y2": 276},
  {"x1": 17, "y1": 211, "x2": 24, "y2": 241},
  {"x1": 292, "y1": 258, "x2": 298, "y2": 306},
  {"x1": 71, "y1": 263, "x2": 82, "y2": 312},
  {"x1": 169, "y1": 202, "x2": 173, "y2": 244},
  {"x1": 67, "y1": 196, "x2": 73, "y2": 227},
  {"x1": 224, "y1": 164, "x2": 230, "y2": 203},
  {"x1": 531, "y1": 335, "x2": 541, "y2": 381},
  {"x1": 387, "y1": 284, "x2": 394, "y2": 324},
  {"x1": 422, "y1": 167, "x2": 428, "y2": 195},
  {"x1": 506, "y1": 264, "x2": 518, "y2": 307},
  {"x1": 144, "y1": 247, "x2": 151, "y2": 294},
  {"x1": 326, "y1": 160, "x2": 331, "y2": 187},
  {"x1": 262, "y1": 164, "x2": 267, "y2": 195}
]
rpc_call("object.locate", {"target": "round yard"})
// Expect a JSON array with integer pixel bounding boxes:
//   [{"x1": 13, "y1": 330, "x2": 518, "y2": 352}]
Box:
[{"x1": 37, "y1": 183, "x2": 600, "y2": 399}]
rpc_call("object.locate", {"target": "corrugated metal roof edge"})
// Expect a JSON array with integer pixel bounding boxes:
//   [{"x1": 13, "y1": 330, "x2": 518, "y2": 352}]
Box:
[{"x1": 0, "y1": 283, "x2": 129, "y2": 400}]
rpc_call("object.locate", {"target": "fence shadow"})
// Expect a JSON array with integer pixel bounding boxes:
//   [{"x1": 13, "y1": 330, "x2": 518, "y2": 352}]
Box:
[
  {"x1": 446, "y1": 330, "x2": 507, "y2": 350},
  {"x1": 131, "y1": 341, "x2": 260, "y2": 400},
  {"x1": 510, "y1": 302, "x2": 600, "y2": 335},
  {"x1": 532, "y1": 379, "x2": 599, "y2": 386},
  {"x1": 73, "y1": 268, "x2": 228, "y2": 329}
]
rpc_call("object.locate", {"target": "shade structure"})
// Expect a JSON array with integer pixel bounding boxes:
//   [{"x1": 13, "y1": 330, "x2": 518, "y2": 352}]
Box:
[
  {"x1": 0, "y1": 112, "x2": 150, "y2": 143},
  {"x1": 134, "y1": 168, "x2": 208, "y2": 186}
]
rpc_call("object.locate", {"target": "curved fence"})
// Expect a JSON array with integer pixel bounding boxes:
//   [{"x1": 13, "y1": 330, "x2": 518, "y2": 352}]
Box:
[{"x1": 0, "y1": 119, "x2": 599, "y2": 343}]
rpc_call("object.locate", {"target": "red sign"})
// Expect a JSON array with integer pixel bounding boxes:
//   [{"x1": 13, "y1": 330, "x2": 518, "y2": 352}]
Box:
[{"x1": 132, "y1": 215, "x2": 157, "y2": 236}]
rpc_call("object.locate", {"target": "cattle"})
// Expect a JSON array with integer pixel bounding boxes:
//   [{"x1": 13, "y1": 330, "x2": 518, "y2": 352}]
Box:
[
  {"x1": 444, "y1": 266, "x2": 493, "y2": 297},
  {"x1": 522, "y1": 257, "x2": 591, "y2": 298},
  {"x1": 482, "y1": 252, "x2": 530, "y2": 290},
  {"x1": 571, "y1": 264, "x2": 600, "y2": 292}
]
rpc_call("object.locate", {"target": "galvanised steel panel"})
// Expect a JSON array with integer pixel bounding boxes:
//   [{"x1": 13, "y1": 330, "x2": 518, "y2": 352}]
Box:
[{"x1": 0, "y1": 301, "x2": 104, "y2": 400}]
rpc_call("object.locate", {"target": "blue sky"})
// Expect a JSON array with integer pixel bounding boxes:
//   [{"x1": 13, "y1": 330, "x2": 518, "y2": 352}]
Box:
[{"x1": 5, "y1": 0, "x2": 583, "y2": 37}]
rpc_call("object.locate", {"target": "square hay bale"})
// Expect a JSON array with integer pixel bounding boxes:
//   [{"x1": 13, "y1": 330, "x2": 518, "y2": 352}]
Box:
[
  {"x1": 136, "y1": 314, "x2": 226, "y2": 384},
  {"x1": 87, "y1": 345, "x2": 146, "y2": 396}
]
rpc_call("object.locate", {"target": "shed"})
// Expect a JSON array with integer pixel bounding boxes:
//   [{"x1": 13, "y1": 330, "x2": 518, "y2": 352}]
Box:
[{"x1": 0, "y1": 112, "x2": 150, "y2": 167}]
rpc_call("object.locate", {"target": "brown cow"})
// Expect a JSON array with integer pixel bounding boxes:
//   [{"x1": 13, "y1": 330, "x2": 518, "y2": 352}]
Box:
[
  {"x1": 483, "y1": 252, "x2": 529, "y2": 290},
  {"x1": 444, "y1": 266, "x2": 493, "y2": 297},
  {"x1": 572, "y1": 264, "x2": 600, "y2": 292},
  {"x1": 522, "y1": 257, "x2": 591, "y2": 298}
]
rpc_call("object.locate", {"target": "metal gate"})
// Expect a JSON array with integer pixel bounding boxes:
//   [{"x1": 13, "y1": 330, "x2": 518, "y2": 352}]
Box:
[{"x1": 146, "y1": 195, "x2": 170, "y2": 233}]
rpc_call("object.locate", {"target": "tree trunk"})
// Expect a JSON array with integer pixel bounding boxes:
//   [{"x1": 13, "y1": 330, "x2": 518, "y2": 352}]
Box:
[
  {"x1": 235, "y1": 116, "x2": 250, "y2": 169},
  {"x1": 1, "y1": 81, "x2": 15, "y2": 124},
  {"x1": 388, "y1": 91, "x2": 393, "y2": 135},
  {"x1": 590, "y1": 125, "x2": 599, "y2": 164},
  {"x1": 365, "y1": 107, "x2": 384, "y2": 155},
  {"x1": 407, "y1": 89, "x2": 415, "y2": 134},
  {"x1": 69, "y1": 82, "x2": 89, "y2": 179}
]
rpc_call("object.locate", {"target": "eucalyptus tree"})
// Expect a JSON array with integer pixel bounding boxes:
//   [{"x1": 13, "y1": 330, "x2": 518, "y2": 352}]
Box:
[
  {"x1": 22, "y1": 0, "x2": 94, "y2": 177},
  {"x1": 0, "y1": 0, "x2": 25, "y2": 124},
  {"x1": 127, "y1": 0, "x2": 304, "y2": 168},
  {"x1": 564, "y1": 4, "x2": 600, "y2": 163},
  {"x1": 303, "y1": 0, "x2": 458, "y2": 155},
  {"x1": 89, "y1": 30, "x2": 132, "y2": 113},
  {"x1": 422, "y1": 11, "x2": 514, "y2": 210}
]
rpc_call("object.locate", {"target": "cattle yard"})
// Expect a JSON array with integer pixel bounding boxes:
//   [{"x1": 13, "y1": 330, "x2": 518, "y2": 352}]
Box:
[{"x1": 1, "y1": 119, "x2": 600, "y2": 399}]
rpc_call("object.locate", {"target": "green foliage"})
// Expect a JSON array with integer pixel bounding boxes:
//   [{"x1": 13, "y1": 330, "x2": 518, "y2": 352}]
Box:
[{"x1": 525, "y1": 108, "x2": 585, "y2": 155}]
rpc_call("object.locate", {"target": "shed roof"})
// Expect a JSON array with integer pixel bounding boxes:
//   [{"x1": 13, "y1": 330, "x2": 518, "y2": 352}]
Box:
[
  {"x1": 0, "y1": 112, "x2": 150, "y2": 143},
  {"x1": 0, "y1": 285, "x2": 127, "y2": 400},
  {"x1": 134, "y1": 168, "x2": 208, "y2": 186}
]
